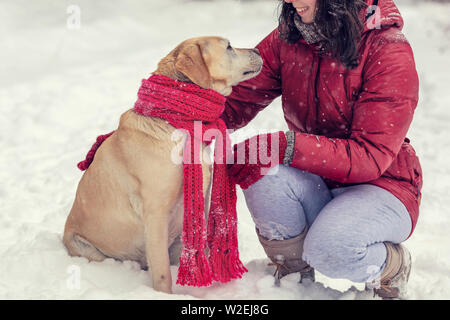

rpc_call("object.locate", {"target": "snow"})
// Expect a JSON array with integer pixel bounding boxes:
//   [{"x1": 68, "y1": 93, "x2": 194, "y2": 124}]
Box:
[{"x1": 1, "y1": 0, "x2": 449, "y2": 299}]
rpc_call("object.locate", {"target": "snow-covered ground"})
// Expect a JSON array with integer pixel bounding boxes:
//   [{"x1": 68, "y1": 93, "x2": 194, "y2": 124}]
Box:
[{"x1": 1, "y1": 0, "x2": 449, "y2": 299}]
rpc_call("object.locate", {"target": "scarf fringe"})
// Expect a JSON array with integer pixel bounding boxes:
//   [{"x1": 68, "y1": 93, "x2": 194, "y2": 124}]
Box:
[
  {"x1": 176, "y1": 248, "x2": 212, "y2": 287},
  {"x1": 209, "y1": 249, "x2": 248, "y2": 283}
]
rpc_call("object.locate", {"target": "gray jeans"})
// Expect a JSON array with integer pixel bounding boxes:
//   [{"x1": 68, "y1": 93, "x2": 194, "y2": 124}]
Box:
[{"x1": 242, "y1": 165, "x2": 412, "y2": 283}]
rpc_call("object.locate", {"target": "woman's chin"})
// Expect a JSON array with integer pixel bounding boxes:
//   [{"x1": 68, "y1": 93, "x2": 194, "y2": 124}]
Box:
[{"x1": 299, "y1": 16, "x2": 314, "y2": 24}]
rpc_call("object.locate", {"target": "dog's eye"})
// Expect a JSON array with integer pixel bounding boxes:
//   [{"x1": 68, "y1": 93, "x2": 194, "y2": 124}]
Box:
[{"x1": 227, "y1": 43, "x2": 233, "y2": 51}]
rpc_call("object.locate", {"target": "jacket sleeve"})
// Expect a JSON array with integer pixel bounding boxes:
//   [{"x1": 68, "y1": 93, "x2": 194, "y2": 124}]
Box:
[
  {"x1": 290, "y1": 32, "x2": 420, "y2": 183},
  {"x1": 221, "y1": 29, "x2": 282, "y2": 130}
]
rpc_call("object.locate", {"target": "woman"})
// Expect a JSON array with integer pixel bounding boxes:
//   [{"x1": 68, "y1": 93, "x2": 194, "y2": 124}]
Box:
[{"x1": 223, "y1": 0, "x2": 422, "y2": 299}]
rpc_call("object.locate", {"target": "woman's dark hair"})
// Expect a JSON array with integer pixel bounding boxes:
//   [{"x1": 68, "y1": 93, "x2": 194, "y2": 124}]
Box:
[{"x1": 278, "y1": 0, "x2": 368, "y2": 69}]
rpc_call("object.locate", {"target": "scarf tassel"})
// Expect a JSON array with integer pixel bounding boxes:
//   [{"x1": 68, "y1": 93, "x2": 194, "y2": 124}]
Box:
[
  {"x1": 209, "y1": 248, "x2": 248, "y2": 283},
  {"x1": 176, "y1": 248, "x2": 212, "y2": 287}
]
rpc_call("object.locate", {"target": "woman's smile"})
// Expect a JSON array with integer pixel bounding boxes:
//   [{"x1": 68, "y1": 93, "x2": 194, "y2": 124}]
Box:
[
  {"x1": 284, "y1": 0, "x2": 317, "y2": 24},
  {"x1": 295, "y1": 6, "x2": 309, "y2": 15}
]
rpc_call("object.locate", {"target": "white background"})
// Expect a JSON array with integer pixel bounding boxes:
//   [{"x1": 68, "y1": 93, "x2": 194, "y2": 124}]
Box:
[{"x1": 0, "y1": 0, "x2": 449, "y2": 299}]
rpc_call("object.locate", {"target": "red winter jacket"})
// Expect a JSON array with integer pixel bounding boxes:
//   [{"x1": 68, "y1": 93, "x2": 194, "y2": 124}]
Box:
[{"x1": 221, "y1": 0, "x2": 422, "y2": 236}]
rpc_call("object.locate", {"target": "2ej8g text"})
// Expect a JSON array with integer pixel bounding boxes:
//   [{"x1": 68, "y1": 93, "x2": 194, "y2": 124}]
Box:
[{"x1": 180, "y1": 303, "x2": 269, "y2": 318}]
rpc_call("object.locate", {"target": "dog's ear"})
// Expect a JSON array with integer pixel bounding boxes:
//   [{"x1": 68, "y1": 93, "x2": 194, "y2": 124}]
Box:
[{"x1": 175, "y1": 44, "x2": 212, "y2": 89}]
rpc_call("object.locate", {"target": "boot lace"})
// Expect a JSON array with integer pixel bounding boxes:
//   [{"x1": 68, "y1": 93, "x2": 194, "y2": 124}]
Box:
[
  {"x1": 373, "y1": 278, "x2": 393, "y2": 298},
  {"x1": 268, "y1": 261, "x2": 290, "y2": 279}
]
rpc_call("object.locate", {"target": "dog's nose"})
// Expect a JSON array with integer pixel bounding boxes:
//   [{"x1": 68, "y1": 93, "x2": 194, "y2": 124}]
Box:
[{"x1": 251, "y1": 48, "x2": 260, "y2": 56}]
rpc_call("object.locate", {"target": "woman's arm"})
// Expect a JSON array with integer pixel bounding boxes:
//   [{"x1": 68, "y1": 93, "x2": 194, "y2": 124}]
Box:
[
  {"x1": 290, "y1": 34, "x2": 419, "y2": 183},
  {"x1": 221, "y1": 29, "x2": 282, "y2": 130}
]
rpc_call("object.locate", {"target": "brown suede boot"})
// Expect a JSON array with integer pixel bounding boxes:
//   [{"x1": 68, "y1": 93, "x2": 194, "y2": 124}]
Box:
[
  {"x1": 257, "y1": 227, "x2": 315, "y2": 286},
  {"x1": 366, "y1": 242, "x2": 412, "y2": 299}
]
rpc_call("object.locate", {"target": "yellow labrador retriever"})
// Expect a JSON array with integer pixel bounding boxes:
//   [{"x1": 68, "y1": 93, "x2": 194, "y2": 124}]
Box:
[{"x1": 63, "y1": 36, "x2": 263, "y2": 293}]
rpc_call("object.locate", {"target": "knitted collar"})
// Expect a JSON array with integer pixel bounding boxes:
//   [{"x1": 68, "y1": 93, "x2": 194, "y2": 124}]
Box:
[
  {"x1": 78, "y1": 75, "x2": 247, "y2": 287},
  {"x1": 294, "y1": 14, "x2": 325, "y2": 44},
  {"x1": 134, "y1": 74, "x2": 226, "y2": 122}
]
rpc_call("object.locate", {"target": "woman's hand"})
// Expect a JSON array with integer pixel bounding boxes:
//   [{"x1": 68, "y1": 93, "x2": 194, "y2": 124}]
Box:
[{"x1": 228, "y1": 131, "x2": 291, "y2": 189}]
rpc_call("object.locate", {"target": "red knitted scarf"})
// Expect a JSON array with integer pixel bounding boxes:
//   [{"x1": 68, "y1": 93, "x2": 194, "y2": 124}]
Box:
[{"x1": 77, "y1": 74, "x2": 247, "y2": 286}]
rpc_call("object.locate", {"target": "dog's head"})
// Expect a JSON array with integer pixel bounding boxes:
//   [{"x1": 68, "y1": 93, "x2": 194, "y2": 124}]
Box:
[{"x1": 154, "y1": 36, "x2": 263, "y2": 96}]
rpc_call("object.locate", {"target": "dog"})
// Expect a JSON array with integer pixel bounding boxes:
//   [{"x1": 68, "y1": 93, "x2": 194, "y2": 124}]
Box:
[{"x1": 63, "y1": 36, "x2": 263, "y2": 293}]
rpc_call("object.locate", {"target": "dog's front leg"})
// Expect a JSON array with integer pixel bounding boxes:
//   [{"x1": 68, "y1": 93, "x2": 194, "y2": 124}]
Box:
[{"x1": 143, "y1": 209, "x2": 172, "y2": 294}]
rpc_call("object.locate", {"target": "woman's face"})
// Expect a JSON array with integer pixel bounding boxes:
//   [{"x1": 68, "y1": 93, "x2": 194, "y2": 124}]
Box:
[{"x1": 284, "y1": 0, "x2": 317, "y2": 24}]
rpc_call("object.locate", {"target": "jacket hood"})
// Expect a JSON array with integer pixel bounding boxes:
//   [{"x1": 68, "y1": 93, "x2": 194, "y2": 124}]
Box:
[{"x1": 362, "y1": 0, "x2": 404, "y2": 33}]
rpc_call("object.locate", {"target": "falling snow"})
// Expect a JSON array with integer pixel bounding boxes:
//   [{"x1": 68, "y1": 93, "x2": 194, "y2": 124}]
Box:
[{"x1": 0, "y1": 0, "x2": 449, "y2": 300}]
